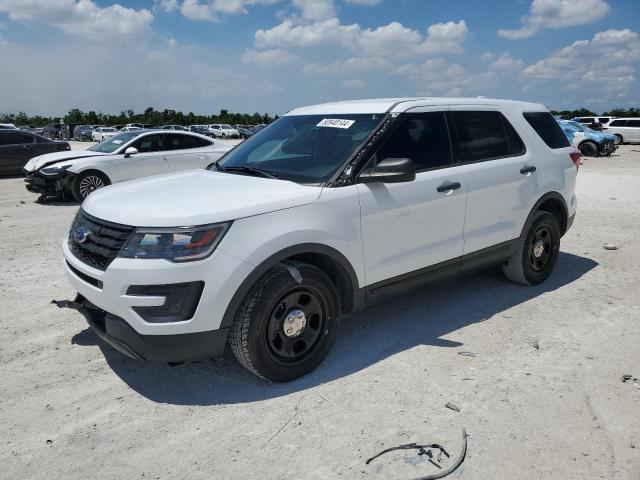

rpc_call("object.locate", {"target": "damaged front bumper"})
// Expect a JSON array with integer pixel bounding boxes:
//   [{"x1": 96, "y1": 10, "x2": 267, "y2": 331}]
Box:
[
  {"x1": 24, "y1": 169, "x2": 74, "y2": 196},
  {"x1": 600, "y1": 139, "x2": 617, "y2": 156},
  {"x1": 58, "y1": 293, "x2": 229, "y2": 362}
]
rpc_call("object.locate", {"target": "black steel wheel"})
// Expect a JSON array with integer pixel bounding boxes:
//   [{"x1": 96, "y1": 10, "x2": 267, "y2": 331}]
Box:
[
  {"x1": 229, "y1": 262, "x2": 339, "y2": 382},
  {"x1": 502, "y1": 211, "x2": 561, "y2": 285}
]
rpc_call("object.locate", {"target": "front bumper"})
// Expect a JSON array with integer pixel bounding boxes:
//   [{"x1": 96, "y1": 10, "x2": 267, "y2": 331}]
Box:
[
  {"x1": 24, "y1": 170, "x2": 73, "y2": 195},
  {"x1": 72, "y1": 294, "x2": 228, "y2": 362},
  {"x1": 600, "y1": 139, "x2": 617, "y2": 156}
]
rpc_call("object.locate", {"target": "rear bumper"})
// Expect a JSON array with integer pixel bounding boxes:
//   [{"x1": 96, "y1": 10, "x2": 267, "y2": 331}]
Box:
[{"x1": 74, "y1": 294, "x2": 228, "y2": 362}]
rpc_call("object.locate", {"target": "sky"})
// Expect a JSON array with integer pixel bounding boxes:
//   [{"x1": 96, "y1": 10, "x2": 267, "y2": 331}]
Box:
[{"x1": 0, "y1": 0, "x2": 638, "y2": 116}]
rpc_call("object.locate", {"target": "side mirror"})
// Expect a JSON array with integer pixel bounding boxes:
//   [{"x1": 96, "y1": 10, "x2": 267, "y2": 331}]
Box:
[
  {"x1": 123, "y1": 146, "x2": 138, "y2": 158},
  {"x1": 358, "y1": 157, "x2": 416, "y2": 184}
]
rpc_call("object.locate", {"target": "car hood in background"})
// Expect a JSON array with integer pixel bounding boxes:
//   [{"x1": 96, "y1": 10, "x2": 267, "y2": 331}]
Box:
[
  {"x1": 82, "y1": 170, "x2": 323, "y2": 227},
  {"x1": 23, "y1": 150, "x2": 110, "y2": 172}
]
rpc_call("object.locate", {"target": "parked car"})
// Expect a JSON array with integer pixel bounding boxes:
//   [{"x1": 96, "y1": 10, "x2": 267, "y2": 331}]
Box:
[
  {"x1": 42, "y1": 123, "x2": 64, "y2": 139},
  {"x1": 120, "y1": 126, "x2": 142, "y2": 133},
  {"x1": 189, "y1": 125, "x2": 213, "y2": 137},
  {"x1": 73, "y1": 125, "x2": 94, "y2": 141},
  {"x1": 572, "y1": 116, "x2": 616, "y2": 127},
  {"x1": 0, "y1": 130, "x2": 69, "y2": 174},
  {"x1": 161, "y1": 125, "x2": 188, "y2": 131},
  {"x1": 557, "y1": 120, "x2": 616, "y2": 156},
  {"x1": 24, "y1": 130, "x2": 233, "y2": 201},
  {"x1": 207, "y1": 124, "x2": 239, "y2": 139},
  {"x1": 58, "y1": 97, "x2": 578, "y2": 381},
  {"x1": 91, "y1": 127, "x2": 118, "y2": 142},
  {"x1": 0, "y1": 123, "x2": 17, "y2": 129},
  {"x1": 237, "y1": 125, "x2": 256, "y2": 139},
  {"x1": 18, "y1": 125, "x2": 45, "y2": 135},
  {"x1": 604, "y1": 118, "x2": 640, "y2": 144}
]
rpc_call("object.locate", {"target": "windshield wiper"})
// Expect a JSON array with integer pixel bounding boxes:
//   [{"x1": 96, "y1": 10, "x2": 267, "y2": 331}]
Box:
[{"x1": 217, "y1": 165, "x2": 279, "y2": 179}]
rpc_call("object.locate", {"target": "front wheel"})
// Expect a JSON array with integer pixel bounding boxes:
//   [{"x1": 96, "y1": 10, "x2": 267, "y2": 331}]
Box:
[
  {"x1": 71, "y1": 171, "x2": 110, "y2": 202},
  {"x1": 614, "y1": 134, "x2": 623, "y2": 145},
  {"x1": 579, "y1": 141, "x2": 599, "y2": 157},
  {"x1": 502, "y1": 211, "x2": 561, "y2": 285},
  {"x1": 229, "y1": 262, "x2": 339, "y2": 382}
]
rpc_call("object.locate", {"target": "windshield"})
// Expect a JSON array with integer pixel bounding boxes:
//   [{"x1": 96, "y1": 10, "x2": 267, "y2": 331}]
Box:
[
  {"x1": 221, "y1": 124, "x2": 233, "y2": 129},
  {"x1": 216, "y1": 114, "x2": 384, "y2": 184},
  {"x1": 88, "y1": 131, "x2": 141, "y2": 153}
]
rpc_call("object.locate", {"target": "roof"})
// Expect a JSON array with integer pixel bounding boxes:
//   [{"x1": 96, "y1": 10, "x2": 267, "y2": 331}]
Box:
[{"x1": 286, "y1": 97, "x2": 547, "y2": 115}]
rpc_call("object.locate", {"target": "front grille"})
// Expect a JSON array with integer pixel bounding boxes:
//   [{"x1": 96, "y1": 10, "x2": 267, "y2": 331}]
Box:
[{"x1": 69, "y1": 210, "x2": 134, "y2": 271}]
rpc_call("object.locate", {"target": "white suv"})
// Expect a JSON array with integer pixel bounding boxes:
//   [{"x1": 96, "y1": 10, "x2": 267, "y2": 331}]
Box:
[
  {"x1": 604, "y1": 118, "x2": 640, "y2": 144},
  {"x1": 207, "y1": 124, "x2": 240, "y2": 139},
  {"x1": 62, "y1": 97, "x2": 578, "y2": 381}
]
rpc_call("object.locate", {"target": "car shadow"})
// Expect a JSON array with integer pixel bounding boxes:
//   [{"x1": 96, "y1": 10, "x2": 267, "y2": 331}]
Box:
[{"x1": 71, "y1": 251, "x2": 597, "y2": 405}]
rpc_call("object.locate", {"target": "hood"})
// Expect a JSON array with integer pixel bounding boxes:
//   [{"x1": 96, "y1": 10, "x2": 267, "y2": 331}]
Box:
[
  {"x1": 24, "y1": 150, "x2": 109, "y2": 172},
  {"x1": 82, "y1": 169, "x2": 323, "y2": 227}
]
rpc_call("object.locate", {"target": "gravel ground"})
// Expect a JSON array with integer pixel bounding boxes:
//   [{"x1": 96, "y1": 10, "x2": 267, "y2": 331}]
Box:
[{"x1": 1, "y1": 146, "x2": 639, "y2": 480}]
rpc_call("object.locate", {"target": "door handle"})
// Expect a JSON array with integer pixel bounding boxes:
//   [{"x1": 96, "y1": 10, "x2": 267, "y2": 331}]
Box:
[
  {"x1": 520, "y1": 165, "x2": 537, "y2": 175},
  {"x1": 437, "y1": 181, "x2": 461, "y2": 193}
]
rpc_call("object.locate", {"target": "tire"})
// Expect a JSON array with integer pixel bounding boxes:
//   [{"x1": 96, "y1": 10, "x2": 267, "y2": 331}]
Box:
[
  {"x1": 222, "y1": 133, "x2": 227, "y2": 139},
  {"x1": 229, "y1": 262, "x2": 339, "y2": 382},
  {"x1": 614, "y1": 134, "x2": 623, "y2": 145},
  {"x1": 71, "y1": 171, "x2": 110, "y2": 202},
  {"x1": 502, "y1": 211, "x2": 561, "y2": 286},
  {"x1": 579, "y1": 141, "x2": 599, "y2": 157}
]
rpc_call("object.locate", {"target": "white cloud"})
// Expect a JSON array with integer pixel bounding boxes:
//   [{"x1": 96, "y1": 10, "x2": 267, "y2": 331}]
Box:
[
  {"x1": 255, "y1": 18, "x2": 467, "y2": 58},
  {"x1": 292, "y1": 0, "x2": 335, "y2": 21},
  {"x1": 488, "y1": 53, "x2": 525, "y2": 72},
  {"x1": 156, "y1": 0, "x2": 179, "y2": 12},
  {"x1": 179, "y1": 0, "x2": 277, "y2": 21},
  {"x1": 345, "y1": 0, "x2": 383, "y2": 5},
  {"x1": 521, "y1": 29, "x2": 639, "y2": 102},
  {"x1": 498, "y1": 0, "x2": 610, "y2": 40},
  {"x1": 342, "y1": 79, "x2": 366, "y2": 88},
  {"x1": 0, "y1": 0, "x2": 153, "y2": 41},
  {"x1": 242, "y1": 47, "x2": 297, "y2": 64}
]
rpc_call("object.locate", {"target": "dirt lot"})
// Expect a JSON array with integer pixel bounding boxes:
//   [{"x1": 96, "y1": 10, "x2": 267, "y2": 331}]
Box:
[{"x1": 1, "y1": 146, "x2": 639, "y2": 480}]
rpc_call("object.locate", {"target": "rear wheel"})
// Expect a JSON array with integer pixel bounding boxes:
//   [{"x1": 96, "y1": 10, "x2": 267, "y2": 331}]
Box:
[
  {"x1": 502, "y1": 211, "x2": 561, "y2": 285},
  {"x1": 71, "y1": 171, "x2": 110, "y2": 202},
  {"x1": 229, "y1": 262, "x2": 339, "y2": 382}
]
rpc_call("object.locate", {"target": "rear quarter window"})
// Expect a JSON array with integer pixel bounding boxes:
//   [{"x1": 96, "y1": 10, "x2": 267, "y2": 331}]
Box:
[{"x1": 523, "y1": 112, "x2": 570, "y2": 149}]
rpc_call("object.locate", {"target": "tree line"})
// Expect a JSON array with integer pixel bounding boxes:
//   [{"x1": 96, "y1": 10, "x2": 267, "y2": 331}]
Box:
[
  {"x1": 0, "y1": 107, "x2": 278, "y2": 127},
  {"x1": 550, "y1": 107, "x2": 640, "y2": 118}
]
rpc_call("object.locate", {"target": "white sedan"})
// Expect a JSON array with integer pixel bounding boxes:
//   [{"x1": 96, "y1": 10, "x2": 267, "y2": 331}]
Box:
[
  {"x1": 92, "y1": 127, "x2": 119, "y2": 142},
  {"x1": 23, "y1": 130, "x2": 234, "y2": 201}
]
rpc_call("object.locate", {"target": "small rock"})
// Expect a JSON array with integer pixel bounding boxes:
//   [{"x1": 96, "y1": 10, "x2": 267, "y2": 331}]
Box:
[
  {"x1": 45, "y1": 439, "x2": 52, "y2": 444},
  {"x1": 19, "y1": 200, "x2": 25, "y2": 204},
  {"x1": 622, "y1": 374, "x2": 632, "y2": 382},
  {"x1": 603, "y1": 244, "x2": 618, "y2": 250},
  {"x1": 458, "y1": 351, "x2": 476, "y2": 357},
  {"x1": 533, "y1": 341, "x2": 540, "y2": 350},
  {"x1": 445, "y1": 402, "x2": 460, "y2": 412}
]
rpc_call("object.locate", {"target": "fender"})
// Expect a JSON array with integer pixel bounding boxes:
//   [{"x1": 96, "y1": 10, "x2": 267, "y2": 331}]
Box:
[
  {"x1": 219, "y1": 243, "x2": 360, "y2": 330},
  {"x1": 521, "y1": 191, "x2": 569, "y2": 236}
]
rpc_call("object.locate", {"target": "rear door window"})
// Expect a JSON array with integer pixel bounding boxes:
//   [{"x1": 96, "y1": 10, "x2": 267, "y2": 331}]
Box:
[
  {"x1": 609, "y1": 119, "x2": 627, "y2": 127},
  {"x1": 132, "y1": 134, "x2": 166, "y2": 153},
  {"x1": 523, "y1": 112, "x2": 570, "y2": 149},
  {"x1": 449, "y1": 111, "x2": 525, "y2": 161},
  {"x1": 377, "y1": 112, "x2": 452, "y2": 171},
  {"x1": 626, "y1": 120, "x2": 640, "y2": 127},
  {"x1": 0, "y1": 132, "x2": 29, "y2": 145}
]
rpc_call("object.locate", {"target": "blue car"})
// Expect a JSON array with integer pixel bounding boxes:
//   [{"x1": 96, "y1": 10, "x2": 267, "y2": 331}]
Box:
[{"x1": 557, "y1": 120, "x2": 617, "y2": 157}]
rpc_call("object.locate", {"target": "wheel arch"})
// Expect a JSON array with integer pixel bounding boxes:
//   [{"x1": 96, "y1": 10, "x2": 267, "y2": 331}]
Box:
[
  {"x1": 527, "y1": 192, "x2": 569, "y2": 236},
  {"x1": 220, "y1": 243, "x2": 361, "y2": 330}
]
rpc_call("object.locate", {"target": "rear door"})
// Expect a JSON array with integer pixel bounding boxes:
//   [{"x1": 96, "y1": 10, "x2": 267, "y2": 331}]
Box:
[
  {"x1": 448, "y1": 107, "x2": 538, "y2": 255},
  {"x1": 625, "y1": 119, "x2": 640, "y2": 141},
  {"x1": 357, "y1": 108, "x2": 469, "y2": 287},
  {"x1": 164, "y1": 134, "x2": 214, "y2": 172},
  {"x1": 115, "y1": 133, "x2": 168, "y2": 181}
]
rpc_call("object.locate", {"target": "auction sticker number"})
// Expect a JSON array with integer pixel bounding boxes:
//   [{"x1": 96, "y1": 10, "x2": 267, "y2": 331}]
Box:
[{"x1": 317, "y1": 119, "x2": 355, "y2": 129}]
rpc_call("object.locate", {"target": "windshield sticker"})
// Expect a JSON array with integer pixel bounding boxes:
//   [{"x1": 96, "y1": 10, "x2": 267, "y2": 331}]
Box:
[
  {"x1": 317, "y1": 119, "x2": 355, "y2": 129},
  {"x1": 112, "y1": 139, "x2": 123, "y2": 144}
]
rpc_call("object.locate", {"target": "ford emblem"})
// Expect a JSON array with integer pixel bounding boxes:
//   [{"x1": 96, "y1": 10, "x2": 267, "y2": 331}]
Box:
[{"x1": 73, "y1": 225, "x2": 91, "y2": 244}]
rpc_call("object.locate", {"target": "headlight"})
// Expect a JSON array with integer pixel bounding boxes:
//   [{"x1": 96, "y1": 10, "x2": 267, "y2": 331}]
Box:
[
  {"x1": 119, "y1": 222, "x2": 231, "y2": 262},
  {"x1": 39, "y1": 165, "x2": 70, "y2": 175}
]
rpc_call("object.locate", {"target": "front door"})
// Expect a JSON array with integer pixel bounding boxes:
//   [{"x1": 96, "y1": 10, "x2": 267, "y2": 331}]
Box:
[
  {"x1": 115, "y1": 133, "x2": 168, "y2": 181},
  {"x1": 357, "y1": 109, "x2": 468, "y2": 288}
]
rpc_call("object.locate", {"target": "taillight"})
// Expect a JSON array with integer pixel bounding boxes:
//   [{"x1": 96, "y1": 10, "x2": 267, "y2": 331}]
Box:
[{"x1": 570, "y1": 151, "x2": 581, "y2": 170}]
